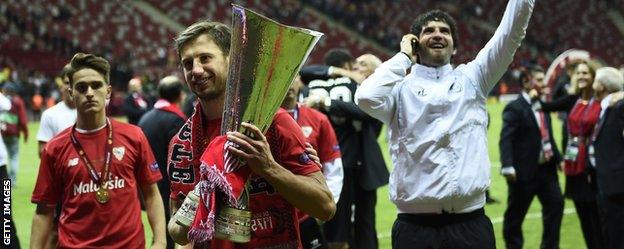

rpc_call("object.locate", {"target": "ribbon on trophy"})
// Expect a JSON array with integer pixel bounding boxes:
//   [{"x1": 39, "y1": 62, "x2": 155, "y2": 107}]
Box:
[{"x1": 188, "y1": 4, "x2": 322, "y2": 244}]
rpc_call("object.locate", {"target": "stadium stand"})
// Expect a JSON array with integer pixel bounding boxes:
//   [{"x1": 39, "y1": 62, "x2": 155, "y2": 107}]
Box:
[{"x1": 1, "y1": 0, "x2": 623, "y2": 115}]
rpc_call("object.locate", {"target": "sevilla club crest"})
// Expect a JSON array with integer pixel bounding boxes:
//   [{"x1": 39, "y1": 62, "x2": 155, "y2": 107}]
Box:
[
  {"x1": 301, "y1": 126, "x2": 313, "y2": 138},
  {"x1": 113, "y1": 146, "x2": 125, "y2": 161}
]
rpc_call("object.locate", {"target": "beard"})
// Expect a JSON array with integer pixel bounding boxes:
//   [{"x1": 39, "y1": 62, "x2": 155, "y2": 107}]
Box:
[
  {"x1": 420, "y1": 49, "x2": 451, "y2": 67},
  {"x1": 195, "y1": 88, "x2": 224, "y2": 101}
]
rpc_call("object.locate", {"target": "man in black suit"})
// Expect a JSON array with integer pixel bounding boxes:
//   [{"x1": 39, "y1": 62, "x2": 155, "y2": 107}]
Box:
[
  {"x1": 591, "y1": 67, "x2": 624, "y2": 249},
  {"x1": 301, "y1": 49, "x2": 388, "y2": 249},
  {"x1": 138, "y1": 75, "x2": 187, "y2": 249},
  {"x1": 123, "y1": 77, "x2": 152, "y2": 125},
  {"x1": 499, "y1": 66, "x2": 564, "y2": 249}
]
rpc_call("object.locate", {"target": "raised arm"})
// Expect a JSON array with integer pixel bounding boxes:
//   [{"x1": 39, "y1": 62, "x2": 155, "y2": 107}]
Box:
[
  {"x1": 299, "y1": 65, "x2": 331, "y2": 84},
  {"x1": 331, "y1": 67, "x2": 366, "y2": 84},
  {"x1": 465, "y1": 0, "x2": 535, "y2": 95},
  {"x1": 539, "y1": 94, "x2": 579, "y2": 113},
  {"x1": 325, "y1": 99, "x2": 378, "y2": 121},
  {"x1": 355, "y1": 53, "x2": 411, "y2": 124}
]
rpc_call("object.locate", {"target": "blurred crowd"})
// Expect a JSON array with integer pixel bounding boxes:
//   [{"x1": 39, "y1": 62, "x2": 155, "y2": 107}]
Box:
[{"x1": 1, "y1": 1, "x2": 624, "y2": 249}]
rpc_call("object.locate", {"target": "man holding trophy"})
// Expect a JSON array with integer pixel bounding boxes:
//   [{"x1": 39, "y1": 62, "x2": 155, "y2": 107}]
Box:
[{"x1": 167, "y1": 6, "x2": 335, "y2": 249}]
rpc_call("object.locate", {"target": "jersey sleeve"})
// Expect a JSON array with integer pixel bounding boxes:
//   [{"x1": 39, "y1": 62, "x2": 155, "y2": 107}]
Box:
[
  {"x1": 134, "y1": 129, "x2": 162, "y2": 185},
  {"x1": 31, "y1": 146, "x2": 62, "y2": 205},
  {"x1": 270, "y1": 111, "x2": 320, "y2": 176},
  {"x1": 317, "y1": 116, "x2": 341, "y2": 164}
]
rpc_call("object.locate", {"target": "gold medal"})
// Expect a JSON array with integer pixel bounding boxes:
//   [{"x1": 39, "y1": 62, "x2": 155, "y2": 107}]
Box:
[
  {"x1": 96, "y1": 187, "x2": 110, "y2": 204},
  {"x1": 71, "y1": 119, "x2": 114, "y2": 205}
]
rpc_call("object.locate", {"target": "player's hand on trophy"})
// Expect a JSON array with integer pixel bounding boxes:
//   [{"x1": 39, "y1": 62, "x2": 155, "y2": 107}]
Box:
[{"x1": 227, "y1": 122, "x2": 278, "y2": 177}]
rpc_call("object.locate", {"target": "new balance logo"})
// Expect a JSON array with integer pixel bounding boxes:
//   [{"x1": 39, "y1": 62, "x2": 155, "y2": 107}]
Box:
[{"x1": 67, "y1": 158, "x2": 79, "y2": 167}]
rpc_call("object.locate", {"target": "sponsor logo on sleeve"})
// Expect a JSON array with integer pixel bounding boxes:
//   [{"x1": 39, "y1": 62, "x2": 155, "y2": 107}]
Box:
[
  {"x1": 332, "y1": 144, "x2": 340, "y2": 152},
  {"x1": 299, "y1": 153, "x2": 311, "y2": 164},
  {"x1": 149, "y1": 162, "x2": 159, "y2": 172}
]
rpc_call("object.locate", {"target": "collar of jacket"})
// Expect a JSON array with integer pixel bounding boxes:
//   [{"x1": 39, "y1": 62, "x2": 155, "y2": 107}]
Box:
[{"x1": 410, "y1": 63, "x2": 454, "y2": 80}]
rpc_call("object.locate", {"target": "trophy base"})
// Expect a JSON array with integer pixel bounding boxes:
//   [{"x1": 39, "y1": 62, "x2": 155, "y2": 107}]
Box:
[{"x1": 214, "y1": 206, "x2": 252, "y2": 243}]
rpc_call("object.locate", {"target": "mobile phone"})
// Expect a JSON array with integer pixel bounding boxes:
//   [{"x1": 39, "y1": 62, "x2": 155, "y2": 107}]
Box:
[{"x1": 411, "y1": 39, "x2": 419, "y2": 55}]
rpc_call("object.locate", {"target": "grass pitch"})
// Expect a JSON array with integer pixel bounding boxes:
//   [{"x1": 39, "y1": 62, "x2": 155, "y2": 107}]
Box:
[{"x1": 10, "y1": 101, "x2": 586, "y2": 248}]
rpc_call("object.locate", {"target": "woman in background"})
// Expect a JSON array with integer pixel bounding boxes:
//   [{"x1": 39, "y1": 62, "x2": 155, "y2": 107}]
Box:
[{"x1": 538, "y1": 61, "x2": 603, "y2": 249}]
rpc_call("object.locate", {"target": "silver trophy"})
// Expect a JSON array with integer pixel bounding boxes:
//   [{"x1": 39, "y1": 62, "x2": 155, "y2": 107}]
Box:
[{"x1": 214, "y1": 4, "x2": 322, "y2": 243}]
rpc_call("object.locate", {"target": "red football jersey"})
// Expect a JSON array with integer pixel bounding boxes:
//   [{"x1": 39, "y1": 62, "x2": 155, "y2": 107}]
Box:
[
  {"x1": 291, "y1": 104, "x2": 341, "y2": 164},
  {"x1": 168, "y1": 109, "x2": 320, "y2": 249},
  {"x1": 32, "y1": 119, "x2": 162, "y2": 249}
]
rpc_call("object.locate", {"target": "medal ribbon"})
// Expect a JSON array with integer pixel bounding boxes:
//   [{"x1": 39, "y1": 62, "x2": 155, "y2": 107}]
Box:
[{"x1": 70, "y1": 118, "x2": 113, "y2": 188}]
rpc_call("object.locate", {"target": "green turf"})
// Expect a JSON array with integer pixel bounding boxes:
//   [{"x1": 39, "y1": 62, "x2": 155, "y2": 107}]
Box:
[{"x1": 11, "y1": 101, "x2": 586, "y2": 248}]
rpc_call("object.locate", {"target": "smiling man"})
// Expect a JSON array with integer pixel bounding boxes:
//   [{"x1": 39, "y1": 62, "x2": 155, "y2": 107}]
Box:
[
  {"x1": 166, "y1": 21, "x2": 335, "y2": 249},
  {"x1": 355, "y1": 1, "x2": 536, "y2": 248}
]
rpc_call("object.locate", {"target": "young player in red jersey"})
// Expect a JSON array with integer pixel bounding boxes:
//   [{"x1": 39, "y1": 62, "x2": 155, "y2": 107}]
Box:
[
  {"x1": 166, "y1": 21, "x2": 336, "y2": 249},
  {"x1": 282, "y1": 75, "x2": 343, "y2": 249},
  {"x1": 30, "y1": 53, "x2": 167, "y2": 249}
]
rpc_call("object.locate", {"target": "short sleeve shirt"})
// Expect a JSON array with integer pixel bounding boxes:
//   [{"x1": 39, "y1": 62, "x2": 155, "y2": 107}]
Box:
[
  {"x1": 32, "y1": 119, "x2": 162, "y2": 249},
  {"x1": 36, "y1": 102, "x2": 77, "y2": 142},
  {"x1": 169, "y1": 109, "x2": 320, "y2": 249},
  {"x1": 292, "y1": 104, "x2": 341, "y2": 164}
]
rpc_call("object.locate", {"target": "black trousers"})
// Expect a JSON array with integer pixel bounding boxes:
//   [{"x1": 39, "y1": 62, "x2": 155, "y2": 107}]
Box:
[
  {"x1": 324, "y1": 168, "x2": 378, "y2": 249},
  {"x1": 598, "y1": 193, "x2": 624, "y2": 249},
  {"x1": 0, "y1": 166, "x2": 20, "y2": 249},
  {"x1": 503, "y1": 177, "x2": 564, "y2": 249},
  {"x1": 299, "y1": 216, "x2": 328, "y2": 249},
  {"x1": 391, "y1": 208, "x2": 495, "y2": 249},
  {"x1": 574, "y1": 200, "x2": 604, "y2": 249}
]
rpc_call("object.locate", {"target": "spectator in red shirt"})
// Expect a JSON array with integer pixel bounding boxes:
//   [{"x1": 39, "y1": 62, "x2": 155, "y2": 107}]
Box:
[
  {"x1": 282, "y1": 75, "x2": 344, "y2": 249},
  {"x1": 30, "y1": 53, "x2": 167, "y2": 249},
  {"x1": 0, "y1": 81, "x2": 28, "y2": 185}
]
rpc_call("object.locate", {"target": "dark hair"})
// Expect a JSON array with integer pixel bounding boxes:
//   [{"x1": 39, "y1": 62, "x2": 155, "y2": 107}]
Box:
[
  {"x1": 66, "y1": 53, "x2": 110, "y2": 87},
  {"x1": 528, "y1": 64, "x2": 545, "y2": 74},
  {"x1": 60, "y1": 63, "x2": 72, "y2": 79},
  {"x1": 518, "y1": 65, "x2": 544, "y2": 84},
  {"x1": 174, "y1": 20, "x2": 231, "y2": 59},
  {"x1": 158, "y1": 76, "x2": 184, "y2": 103},
  {"x1": 410, "y1": 10, "x2": 458, "y2": 49},
  {"x1": 324, "y1": 48, "x2": 354, "y2": 68}
]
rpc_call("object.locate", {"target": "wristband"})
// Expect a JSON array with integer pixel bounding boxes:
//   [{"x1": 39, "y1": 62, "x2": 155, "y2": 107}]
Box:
[{"x1": 400, "y1": 52, "x2": 412, "y2": 60}]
